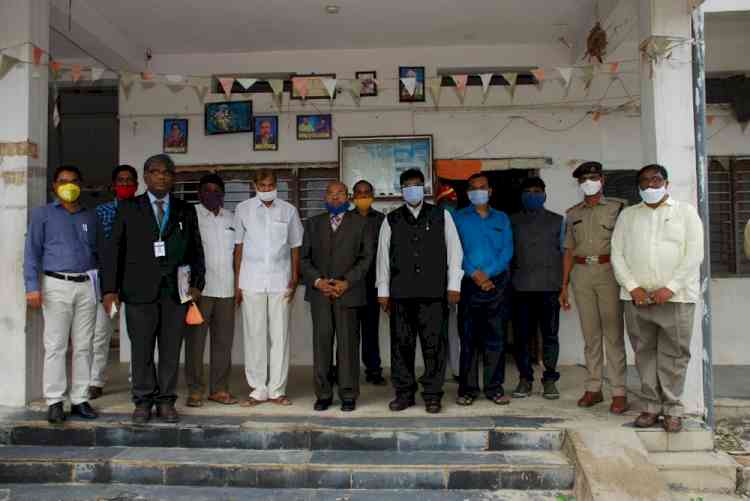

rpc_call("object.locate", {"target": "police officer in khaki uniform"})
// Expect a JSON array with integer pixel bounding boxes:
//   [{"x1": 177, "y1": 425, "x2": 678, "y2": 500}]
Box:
[{"x1": 559, "y1": 162, "x2": 628, "y2": 415}]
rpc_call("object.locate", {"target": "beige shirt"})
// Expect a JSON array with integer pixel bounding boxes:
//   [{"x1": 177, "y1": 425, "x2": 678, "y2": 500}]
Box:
[
  {"x1": 564, "y1": 196, "x2": 625, "y2": 256},
  {"x1": 611, "y1": 197, "x2": 704, "y2": 303},
  {"x1": 196, "y1": 204, "x2": 236, "y2": 298},
  {"x1": 234, "y1": 197, "x2": 304, "y2": 293}
]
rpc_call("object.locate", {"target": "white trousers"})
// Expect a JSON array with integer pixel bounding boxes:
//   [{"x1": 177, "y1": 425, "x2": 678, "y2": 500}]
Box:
[
  {"x1": 41, "y1": 275, "x2": 97, "y2": 406},
  {"x1": 241, "y1": 291, "x2": 290, "y2": 401},
  {"x1": 90, "y1": 302, "x2": 128, "y2": 387}
]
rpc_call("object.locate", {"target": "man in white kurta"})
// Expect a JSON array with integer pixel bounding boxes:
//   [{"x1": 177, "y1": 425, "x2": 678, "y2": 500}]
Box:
[
  {"x1": 234, "y1": 171, "x2": 303, "y2": 405},
  {"x1": 611, "y1": 164, "x2": 704, "y2": 433}
]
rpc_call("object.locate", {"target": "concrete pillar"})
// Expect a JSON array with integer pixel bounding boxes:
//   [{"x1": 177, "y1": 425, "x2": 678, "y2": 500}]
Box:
[
  {"x1": 639, "y1": 0, "x2": 703, "y2": 415},
  {"x1": 0, "y1": 0, "x2": 50, "y2": 406}
]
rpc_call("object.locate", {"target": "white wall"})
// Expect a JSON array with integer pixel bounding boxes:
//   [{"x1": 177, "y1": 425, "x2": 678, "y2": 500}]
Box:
[{"x1": 116, "y1": 36, "x2": 750, "y2": 367}]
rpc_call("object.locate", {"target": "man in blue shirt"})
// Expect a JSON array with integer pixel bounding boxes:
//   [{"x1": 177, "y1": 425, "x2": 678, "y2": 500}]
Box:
[
  {"x1": 454, "y1": 172, "x2": 514, "y2": 406},
  {"x1": 89, "y1": 165, "x2": 138, "y2": 400},
  {"x1": 24, "y1": 165, "x2": 99, "y2": 424}
]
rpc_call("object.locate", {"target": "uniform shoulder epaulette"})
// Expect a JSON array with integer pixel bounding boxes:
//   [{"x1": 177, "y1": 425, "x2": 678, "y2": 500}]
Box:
[
  {"x1": 607, "y1": 197, "x2": 627, "y2": 207},
  {"x1": 566, "y1": 202, "x2": 583, "y2": 213}
]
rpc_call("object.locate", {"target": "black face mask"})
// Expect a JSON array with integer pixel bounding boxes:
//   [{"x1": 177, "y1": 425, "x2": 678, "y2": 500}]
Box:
[{"x1": 200, "y1": 191, "x2": 224, "y2": 211}]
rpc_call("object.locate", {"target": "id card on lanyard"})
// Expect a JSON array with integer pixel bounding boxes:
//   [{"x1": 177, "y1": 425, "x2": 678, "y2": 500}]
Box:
[{"x1": 154, "y1": 201, "x2": 170, "y2": 258}]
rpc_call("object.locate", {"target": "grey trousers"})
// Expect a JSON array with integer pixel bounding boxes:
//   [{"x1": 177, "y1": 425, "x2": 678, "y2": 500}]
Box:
[
  {"x1": 184, "y1": 296, "x2": 236, "y2": 395},
  {"x1": 624, "y1": 301, "x2": 695, "y2": 416}
]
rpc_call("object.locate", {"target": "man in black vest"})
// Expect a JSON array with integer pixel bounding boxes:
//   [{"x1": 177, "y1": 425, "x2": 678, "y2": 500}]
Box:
[
  {"x1": 510, "y1": 177, "x2": 564, "y2": 400},
  {"x1": 376, "y1": 169, "x2": 464, "y2": 414}
]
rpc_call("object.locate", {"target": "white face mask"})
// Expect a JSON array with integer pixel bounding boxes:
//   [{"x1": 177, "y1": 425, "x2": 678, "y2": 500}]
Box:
[
  {"x1": 640, "y1": 186, "x2": 668, "y2": 205},
  {"x1": 257, "y1": 189, "x2": 277, "y2": 203},
  {"x1": 579, "y1": 179, "x2": 602, "y2": 197}
]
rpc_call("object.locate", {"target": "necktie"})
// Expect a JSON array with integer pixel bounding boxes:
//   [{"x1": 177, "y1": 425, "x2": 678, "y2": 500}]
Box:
[
  {"x1": 155, "y1": 200, "x2": 165, "y2": 230},
  {"x1": 330, "y1": 214, "x2": 343, "y2": 232}
]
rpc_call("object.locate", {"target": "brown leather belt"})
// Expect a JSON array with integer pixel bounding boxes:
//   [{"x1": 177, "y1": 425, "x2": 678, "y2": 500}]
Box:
[{"x1": 574, "y1": 255, "x2": 611, "y2": 265}]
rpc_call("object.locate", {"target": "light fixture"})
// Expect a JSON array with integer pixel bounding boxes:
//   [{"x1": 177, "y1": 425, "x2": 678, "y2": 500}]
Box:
[{"x1": 325, "y1": 4, "x2": 340, "y2": 14}]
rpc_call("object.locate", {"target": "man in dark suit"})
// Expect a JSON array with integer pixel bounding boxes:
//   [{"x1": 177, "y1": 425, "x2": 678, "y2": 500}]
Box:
[
  {"x1": 300, "y1": 181, "x2": 374, "y2": 412},
  {"x1": 101, "y1": 154, "x2": 205, "y2": 424}
]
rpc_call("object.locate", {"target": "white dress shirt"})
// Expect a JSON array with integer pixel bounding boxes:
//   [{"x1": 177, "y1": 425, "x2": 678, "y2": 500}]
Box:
[
  {"x1": 234, "y1": 196, "x2": 304, "y2": 293},
  {"x1": 147, "y1": 191, "x2": 170, "y2": 233},
  {"x1": 375, "y1": 203, "x2": 464, "y2": 297},
  {"x1": 196, "y1": 204, "x2": 236, "y2": 298},
  {"x1": 611, "y1": 197, "x2": 704, "y2": 303}
]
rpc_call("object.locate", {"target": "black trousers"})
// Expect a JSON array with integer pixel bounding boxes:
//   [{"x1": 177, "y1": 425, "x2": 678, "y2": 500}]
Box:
[
  {"x1": 126, "y1": 286, "x2": 187, "y2": 406},
  {"x1": 458, "y1": 273, "x2": 510, "y2": 398},
  {"x1": 312, "y1": 299, "x2": 360, "y2": 401},
  {"x1": 512, "y1": 290, "x2": 561, "y2": 383},
  {"x1": 390, "y1": 299, "x2": 447, "y2": 402},
  {"x1": 357, "y1": 288, "x2": 382, "y2": 377}
]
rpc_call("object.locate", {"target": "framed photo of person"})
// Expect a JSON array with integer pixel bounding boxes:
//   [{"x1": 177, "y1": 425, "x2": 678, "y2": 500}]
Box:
[
  {"x1": 297, "y1": 114, "x2": 332, "y2": 140},
  {"x1": 204, "y1": 101, "x2": 252, "y2": 135},
  {"x1": 355, "y1": 71, "x2": 378, "y2": 97},
  {"x1": 163, "y1": 118, "x2": 188, "y2": 154},
  {"x1": 399, "y1": 66, "x2": 426, "y2": 102},
  {"x1": 253, "y1": 115, "x2": 279, "y2": 151}
]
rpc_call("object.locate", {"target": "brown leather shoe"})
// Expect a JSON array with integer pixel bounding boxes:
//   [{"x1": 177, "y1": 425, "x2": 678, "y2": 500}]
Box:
[
  {"x1": 662, "y1": 415, "x2": 683, "y2": 433},
  {"x1": 156, "y1": 403, "x2": 180, "y2": 423},
  {"x1": 609, "y1": 396, "x2": 629, "y2": 415},
  {"x1": 634, "y1": 412, "x2": 659, "y2": 428},
  {"x1": 577, "y1": 391, "x2": 604, "y2": 407}
]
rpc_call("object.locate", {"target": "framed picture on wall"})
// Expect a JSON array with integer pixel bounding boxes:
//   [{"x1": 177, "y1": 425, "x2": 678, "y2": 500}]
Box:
[
  {"x1": 204, "y1": 101, "x2": 252, "y2": 135},
  {"x1": 163, "y1": 118, "x2": 188, "y2": 154},
  {"x1": 290, "y1": 74, "x2": 337, "y2": 100},
  {"x1": 297, "y1": 114, "x2": 332, "y2": 140},
  {"x1": 253, "y1": 116, "x2": 279, "y2": 151},
  {"x1": 399, "y1": 66, "x2": 425, "y2": 102},
  {"x1": 355, "y1": 71, "x2": 378, "y2": 97}
]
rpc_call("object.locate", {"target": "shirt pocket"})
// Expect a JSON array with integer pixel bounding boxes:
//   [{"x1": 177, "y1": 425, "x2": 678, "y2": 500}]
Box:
[
  {"x1": 663, "y1": 218, "x2": 685, "y2": 243},
  {"x1": 271, "y1": 221, "x2": 288, "y2": 244},
  {"x1": 224, "y1": 226, "x2": 237, "y2": 251}
]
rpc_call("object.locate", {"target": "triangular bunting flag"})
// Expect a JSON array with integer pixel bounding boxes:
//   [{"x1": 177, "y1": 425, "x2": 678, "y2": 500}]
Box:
[
  {"x1": 292, "y1": 77, "x2": 309, "y2": 99},
  {"x1": 90, "y1": 67, "x2": 105, "y2": 81},
  {"x1": 269, "y1": 79, "x2": 284, "y2": 108},
  {"x1": 501, "y1": 73, "x2": 518, "y2": 100},
  {"x1": 321, "y1": 77, "x2": 337, "y2": 100},
  {"x1": 236, "y1": 78, "x2": 257, "y2": 90},
  {"x1": 592, "y1": 111, "x2": 601, "y2": 123},
  {"x1": 401, "y1": 77, "x2": 417, "y2": 97},
  {"x1": 428, "y1": 77, "x2": 442, "y2": 106},
  {"x1": 349, "y1": 80, "x2": 362, "y2": 106},
  {"x1": 0, "y1": 55, "x2": 20, "y2": 80},
  {"x1": 530, "y1": 68, "x2": 545, "y2": 91},
  {"x1": 555, "y1": 67, "x2": 573, "y2": 90},
  {"x1": 218, "y1": 77, "x2": 234, "y2": 99},
  {"x1": 165, "y1": 74, "x2": 185, "y2": 84},
  {"x1": 451, "y1": 75, "x2": 468, "y2": 103},
  {"x1": 49, "y1": 60, "x2": 62, "y2": 80},
  {"x1": 71, "y1": 64, "x2": 82, "y2": 83},
  {"x1": 193, "y1": 83, "x2": 209, "y2": 103},
  {"x1": 609, "y1": 62, "x2": 620, "y2": 74},
  {"x1": 479, "y1": 73, "x2": 493, "y2": 101},
  {"x1": 141, "y1": 71, "x2": 154, "y2": 81},
  {"x1": 120, "y1": 72, "x2": 136, "y2": 100},
  {"x1": 32, "y1": 46, "x2": 44, "y2": 65}
]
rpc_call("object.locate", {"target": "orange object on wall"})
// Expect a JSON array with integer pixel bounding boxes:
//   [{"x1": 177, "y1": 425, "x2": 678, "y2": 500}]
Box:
[{"x1": 435, "y1": 160, "x2": 482, "y2": 180}]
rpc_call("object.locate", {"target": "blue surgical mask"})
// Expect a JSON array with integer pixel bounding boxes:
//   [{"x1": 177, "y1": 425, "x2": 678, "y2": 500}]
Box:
[
  {"x1": 521, "y1": 192, "x2": 546, "y2": 210},
  {"x1": 468, "y1": 189, "x2": 489, "y2": 206},
  {"x1": 402, "y1": 185, "x2": 424, "y2": 206},
  {"x1": 326, "y1": 201, "x2": 350, "y2": 216}
]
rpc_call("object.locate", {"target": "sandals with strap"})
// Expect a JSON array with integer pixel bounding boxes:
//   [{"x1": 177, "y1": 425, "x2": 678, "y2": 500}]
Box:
[
  {"x1": 240, "y1": 397, "x2": 267, "y2": 407},
  {"x1": 186, "y1": 394, "x2": 203, "y2": 408},
  {"x1": 269, "y1": 395, "x2": 292, "y2": 406},
  {"x1": 208, "y1": 391, "x2": 239, "y2": 405},
  {"x1": 490, "y1": 393, "x2": 511, "y2": 406}
]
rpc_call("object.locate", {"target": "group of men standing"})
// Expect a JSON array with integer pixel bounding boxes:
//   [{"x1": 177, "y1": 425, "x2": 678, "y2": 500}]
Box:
[{"x1": 24, "y1": 154, "x2": 703, "y2": 433}]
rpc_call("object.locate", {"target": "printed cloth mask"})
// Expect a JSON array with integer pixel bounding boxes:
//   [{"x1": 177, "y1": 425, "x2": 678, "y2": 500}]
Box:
[{"x1": 57, "y1": 183, "x2": 81, "y2": 203}]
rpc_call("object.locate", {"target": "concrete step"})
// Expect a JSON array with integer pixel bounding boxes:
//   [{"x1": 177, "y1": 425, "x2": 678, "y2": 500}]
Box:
[
  {"x1": 650, "y1": 451, "x2": 738, "y2": 494},
  {"x1": 0, "y1": 414, "x2": 564, "y2": 452},
  {"x1": 0, "y1": 484, "x2": 576, "y2": 501},
  {"x1": 634, "y1": 419, "x2": 714, "y2": 453},
  {"x1": 0, "y1": 446, "x2": 575, "y2": 490}
]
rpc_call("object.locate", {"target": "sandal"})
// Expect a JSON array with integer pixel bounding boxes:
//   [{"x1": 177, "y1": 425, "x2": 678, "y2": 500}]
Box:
[
  {"x1": 269, "y1": 395, "x2": 292, "y2": 406},
  {"x1": 208, "y1": 391, "x2": 239, "y2": 405},
  {"x1": 186, "y1": 394, "x2": 203, "y2": 407},
  {"x1": 490, "y1": 393, "x2": 511, "y2": 406},
  {"x1": 456, "y1": 395, "x2": 475, "y2": 406},
  {"x1": 240, "y1": 397, "x2": 267, "y2": 407}
]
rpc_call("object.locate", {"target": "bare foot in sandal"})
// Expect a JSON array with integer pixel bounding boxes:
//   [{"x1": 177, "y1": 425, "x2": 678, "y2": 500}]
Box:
[
  {"x1": 208, "y1": 391, "x2": 239, "y2": 405},
  {"x1": 186, "y1": 393, "x2": 203, "y2": 407},
  {"x1": 269, "y1": 395, "x2": 292, "y2": 406},
  {"x1": 240, "y1": 397, "x2": 267, "y2": 407}
]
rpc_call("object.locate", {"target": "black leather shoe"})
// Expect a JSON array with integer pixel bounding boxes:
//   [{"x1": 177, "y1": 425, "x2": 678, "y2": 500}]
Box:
[
  {"x1": 314, "y1": 398, "x2": 332, "y2": 411},
  {"x1": 132, "y1": 404, "x2": 151, "y2": 424},
  {"x1": 366, "y1": 374, "x2": 387, "y2": 386},
  {"x1": 341, "y1": 399, "x2": 356, "y2": 412},
  {"x1": 425, "y1": 401, "x2": 442, "y2": 414},
  {"x1": 389, "y1": 396, "x2": 416, "y2": 412},
  {"x1": 47, "y1": 402, "x2": 65, "y2": 424},
  {"x1": 70, "y1": 401, "x2": 98, "y2": 419},
  {"x1": 156, "y1": 403, "x2": 180, "y2": 423}
]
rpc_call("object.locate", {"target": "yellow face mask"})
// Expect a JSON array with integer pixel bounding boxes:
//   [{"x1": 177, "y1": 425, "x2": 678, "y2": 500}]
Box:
[
  {"x1": 353, "y1": 197, "x2": 374, "y2": 211},
  {"x1": 56, "y1": 183, "x2": 81, "y2": 203}
]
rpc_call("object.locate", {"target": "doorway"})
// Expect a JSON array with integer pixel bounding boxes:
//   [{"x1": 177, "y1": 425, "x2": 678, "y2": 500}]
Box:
[{"x1": 439, "y1": 168, "x2": 537, "y2": 215}]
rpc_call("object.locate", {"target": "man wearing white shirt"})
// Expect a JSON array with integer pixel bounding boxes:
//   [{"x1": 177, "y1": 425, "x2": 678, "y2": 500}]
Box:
[
  {"x1": 234, "y1": 170, "x2": 303, "y2": 406},
  {"x1": 611, "y1": 164, "x2": 704, "y2": 433},
  {"x1": 376, "y1": 168, "x2": 464, "y2": 414},
  {"x1": 185, "y1": 174, "x2": 238, "y2": 407}
]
